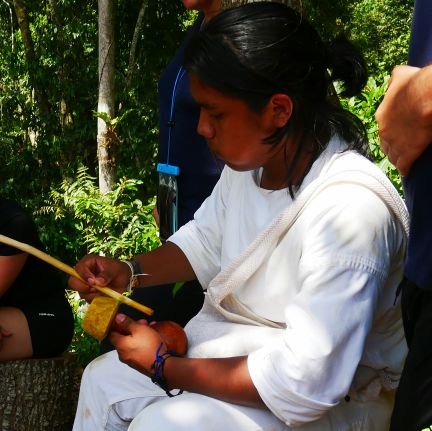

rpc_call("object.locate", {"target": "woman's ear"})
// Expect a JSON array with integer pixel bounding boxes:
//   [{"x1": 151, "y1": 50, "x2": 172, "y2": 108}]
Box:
[{"x1": 267, "y1": 94, "x2": 293, "y2": 128}]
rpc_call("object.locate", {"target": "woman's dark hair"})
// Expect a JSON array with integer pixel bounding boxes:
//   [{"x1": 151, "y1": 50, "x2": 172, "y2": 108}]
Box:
[{"x1": 184, "y1": 2, "x2": 370, "y2": 194}]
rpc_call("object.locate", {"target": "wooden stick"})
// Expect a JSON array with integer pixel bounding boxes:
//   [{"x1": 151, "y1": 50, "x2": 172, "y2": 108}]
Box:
[{"x1": 0, "y1": 234, "x2": 154, "y2": 316}]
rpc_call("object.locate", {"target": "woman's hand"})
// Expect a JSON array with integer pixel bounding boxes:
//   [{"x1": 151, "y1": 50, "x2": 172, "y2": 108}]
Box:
[
  {"x1": 68, "y1": 255, "x2": 131, "y2": 303},
  {"x1": 109, "y1": 314, "x2": 167, "y2": 376}
]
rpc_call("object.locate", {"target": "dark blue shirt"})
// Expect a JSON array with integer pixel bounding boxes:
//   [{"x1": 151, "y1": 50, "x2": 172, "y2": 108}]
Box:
[
  {"x1": 158, "y1": 14, "x2": 224, "y2": 228},
  {"x1": 403, "y1": 0, "x2": 432, "y2": 289}
]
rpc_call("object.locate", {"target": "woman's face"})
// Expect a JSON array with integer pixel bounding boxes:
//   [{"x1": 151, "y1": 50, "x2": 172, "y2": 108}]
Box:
[
  {"x1": 181, "y1": 0, "x2": 220, "y2": 12},
  {"x1": 190, "y1": 74, "x2": 290, "y2": 174}
]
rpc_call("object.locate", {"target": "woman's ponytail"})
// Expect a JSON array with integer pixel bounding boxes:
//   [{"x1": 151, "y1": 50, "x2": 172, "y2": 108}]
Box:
[{"x1": 326, "y1": 35, "x2": 368, "y2": 97}]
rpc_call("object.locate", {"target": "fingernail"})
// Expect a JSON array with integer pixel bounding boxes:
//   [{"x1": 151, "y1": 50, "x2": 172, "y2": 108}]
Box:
[{"x1": 116, "y1": 313, "x2": 126, "y2": 323}]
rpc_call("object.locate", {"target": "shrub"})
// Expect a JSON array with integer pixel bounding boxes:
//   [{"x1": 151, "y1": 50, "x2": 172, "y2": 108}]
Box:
[
  {"x1": 39, "y1": 166, "x2": 161, "y2": 366},
  {"x1": 339, "y1": 74, "x2": 403, "y2": 196}
]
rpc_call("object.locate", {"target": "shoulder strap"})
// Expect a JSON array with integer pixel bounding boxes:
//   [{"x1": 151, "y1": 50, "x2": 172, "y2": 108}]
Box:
[{"x1": 206, "y1": 166, "x2": 409, "y2": 326}]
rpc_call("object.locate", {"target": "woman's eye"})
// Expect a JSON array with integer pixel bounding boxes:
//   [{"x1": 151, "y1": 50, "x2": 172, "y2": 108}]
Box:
[{"x1": 210, "y1": 112, "x2": 223, "y2": 121}]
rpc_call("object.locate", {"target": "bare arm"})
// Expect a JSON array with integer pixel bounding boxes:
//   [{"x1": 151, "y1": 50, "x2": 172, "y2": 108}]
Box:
[
  {"x1": 0, "y1": 253, "x2": 27, "y2": 297},
  {"x1": 69, "y1": 241, "x2": 196, "y2": 302},
  {"x1": 110, "y1": 314, "x2": 265, "y2": 408},
  {"x1": 375, "y1": 65, "x2": 432, "y2": 176},
  {"x1": 164, "y1": 356, "x2": 264, "y2": 407}
]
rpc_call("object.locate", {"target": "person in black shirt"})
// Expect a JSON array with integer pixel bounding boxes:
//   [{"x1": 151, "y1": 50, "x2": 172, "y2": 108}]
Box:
[{"x1": 0, "y1": 197, "x2": 74, "y2": 360}]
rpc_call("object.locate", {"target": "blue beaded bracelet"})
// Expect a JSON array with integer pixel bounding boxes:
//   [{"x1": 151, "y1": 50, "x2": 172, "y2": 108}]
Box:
[{"x1": 151, "y1": 342, "x2": 183, "y2": 397}]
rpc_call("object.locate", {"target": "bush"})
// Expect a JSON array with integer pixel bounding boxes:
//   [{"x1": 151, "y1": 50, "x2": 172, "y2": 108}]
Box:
[
  {"x1": 39, "y1": 166, "x2": 160, "y2": 264},
  {"x1": 38, "y1": 167, "x2": 161, "y2": 366},
  {"x1": 67, "y1": 291, "x2": 100, "y2": 368},
  {"x1": 339, "y1": 74, "x2": 403, "y2": 196}
]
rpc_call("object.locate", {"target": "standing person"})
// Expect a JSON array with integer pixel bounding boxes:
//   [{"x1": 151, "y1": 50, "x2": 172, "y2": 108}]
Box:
[
  {"x1": 71, "y1": 4, "x2": 409, "y2": 430},
  {"x1": 376, "y1": 1, "x2": 432, "y2": 429},
  {"x1": 0, "y1": 197, "x2": 74, "y2": 360},
  {"x1": 100, "y1": 2, "x2": 224, "y2": 349}
]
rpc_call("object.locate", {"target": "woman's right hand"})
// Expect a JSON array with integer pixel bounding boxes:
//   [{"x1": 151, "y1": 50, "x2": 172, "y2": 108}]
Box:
[{"x1": 69, "y1": 255, "x2": 131, "y2": 303}]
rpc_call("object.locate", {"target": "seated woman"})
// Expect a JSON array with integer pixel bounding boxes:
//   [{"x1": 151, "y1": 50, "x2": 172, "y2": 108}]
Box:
[
  {"x1": 69, "y1": 3, "x2": 409, "y2": 430},
  {"x1": 0, "y1": 197, "x2": 74, "y2": 360}
]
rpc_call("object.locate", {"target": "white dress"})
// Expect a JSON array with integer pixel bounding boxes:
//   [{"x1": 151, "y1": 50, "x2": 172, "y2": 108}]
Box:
[{"x1": 73, "y1": 137, "x2": 409, "y2": 431}]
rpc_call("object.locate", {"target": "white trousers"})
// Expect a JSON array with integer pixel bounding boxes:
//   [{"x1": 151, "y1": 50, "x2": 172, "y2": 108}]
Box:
[{"x1": 72, "y1": 351, "x2": 394, "y2": 431}]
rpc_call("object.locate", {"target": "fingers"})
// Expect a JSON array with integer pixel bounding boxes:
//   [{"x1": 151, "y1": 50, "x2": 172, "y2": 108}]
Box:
[
  {"x1": 379, "y1": 139, "x2": 410, "y2": 177},
  {"x1": 0, "y1": 325, "x2": 12, "y2": 337},
  {"x1": 137, "y1": 319, "x2": 150, "y2": 325},
  {"x1": 68, "y1": 255, "x2": 116, "y2": 296},
  {"x1": 111, "y1": 313, "x2": 141, "y2": 336},
  {"x1": 75, "y1": 255, "x2": 110, "y2": 285},
  {"x1": 109, "y1": 314, "x2": 161, "y2": 371},
  {"x1": 396, "y1": 159, "x2": 410, "y2": 178}
]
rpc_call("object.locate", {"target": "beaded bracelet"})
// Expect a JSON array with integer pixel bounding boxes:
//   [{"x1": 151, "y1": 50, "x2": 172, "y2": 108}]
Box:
[{"x1": 151, "y1": 342, "x2": 183, "y2": 397}]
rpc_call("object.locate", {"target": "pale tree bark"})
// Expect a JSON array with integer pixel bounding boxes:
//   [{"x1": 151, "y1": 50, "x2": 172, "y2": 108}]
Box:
[
  {"x1": 97, "y1": 0, "x2": 116, "y2": 194},
  {"x1": 2, "y1": 0, "x2": 14, "y2": 52},
  {"x1": 13, "y1": 0, "x2": 50, "y2": 116},
  {"x1": 125, "y1": 0, "x2": 149, "y2": 92}
]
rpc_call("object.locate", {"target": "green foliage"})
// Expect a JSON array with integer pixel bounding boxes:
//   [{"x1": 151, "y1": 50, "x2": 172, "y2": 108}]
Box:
[
  {"x1": 347, "y1": 0, "x2": 413, "y2": 75},
  {"x1": 0, "y1": 1, "x2": 193, "y2": 204},
  {"x1": 305, "y1": 0, "x2": 413, "y2": 75},
  {"x1": 39, "y1": 166, "x2": 161, "y2": 264},
  {"x1": 38, "y1": 167, "x2": 161, "y2": 366},
  {"x1": 340, "y1": 75, "x2": 403, "y2": 195},
  {"x1": 67, "y1": 291, "x2": 100, "y2": 368}
]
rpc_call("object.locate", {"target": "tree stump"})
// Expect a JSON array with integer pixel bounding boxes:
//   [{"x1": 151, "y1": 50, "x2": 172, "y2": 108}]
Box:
[{"x1": 0, "y1": 354, "x2": 82, "y2": 431}]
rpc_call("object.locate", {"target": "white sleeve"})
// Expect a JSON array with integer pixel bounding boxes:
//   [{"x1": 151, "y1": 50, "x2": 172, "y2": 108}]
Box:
[
  {"x1": 169, "y1": 167, "x2": 232, "y2": 288},
  {"x1": 247, "y1": 183, "x2": 405, "y2": 426}
]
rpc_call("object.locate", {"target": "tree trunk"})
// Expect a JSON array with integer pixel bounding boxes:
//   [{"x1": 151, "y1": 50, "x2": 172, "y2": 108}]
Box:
[
  {"x1": 97, "y1": 0, "x2": 116, "y2": 194},
  {"x1": 0, "y1": 355, "x2": 81, "y2": 431},
  {"x1": 125, "y1": 0, "x2": 149, "y2": 92},
  {"x1": 47, "y1": 0, "x2": 63, "y2": 27},
  {"x1": 13, "y1": 0, "x2": 50, "y2": 116}
]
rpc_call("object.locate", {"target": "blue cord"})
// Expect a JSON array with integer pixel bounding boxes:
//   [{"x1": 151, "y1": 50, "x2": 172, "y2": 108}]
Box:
[{"x1": 166, "y1": 66, "x2": 187, "y2": 166}]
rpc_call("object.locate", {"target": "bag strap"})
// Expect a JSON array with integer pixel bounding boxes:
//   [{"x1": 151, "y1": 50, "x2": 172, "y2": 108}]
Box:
[{"x1": 206, "y1": 167, "x2": 409, "y2": 326}]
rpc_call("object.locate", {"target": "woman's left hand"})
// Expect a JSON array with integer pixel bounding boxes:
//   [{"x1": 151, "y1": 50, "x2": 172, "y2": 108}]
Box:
[{"x1": 109, "y1": 314, "x2": 166, "y2": 376}]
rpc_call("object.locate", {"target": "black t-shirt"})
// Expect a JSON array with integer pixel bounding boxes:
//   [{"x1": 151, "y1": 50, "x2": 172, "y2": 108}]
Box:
[{"x1": 0, "y1": 198, "x2": 64, "y2": 306}]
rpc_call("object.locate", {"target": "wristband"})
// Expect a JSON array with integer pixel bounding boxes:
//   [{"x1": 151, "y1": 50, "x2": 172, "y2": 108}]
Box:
[
  {"x1": 121, "y1": 259, "x2": 143, "y2": 293},
  {"x1": 151, "y1": 342, "x2": 183, "y2": 397}
]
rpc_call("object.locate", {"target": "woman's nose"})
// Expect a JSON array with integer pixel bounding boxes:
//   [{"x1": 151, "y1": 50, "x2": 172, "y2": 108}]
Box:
[{"x1": 197, "y1": 111, "x2": 215, "y2": 139}]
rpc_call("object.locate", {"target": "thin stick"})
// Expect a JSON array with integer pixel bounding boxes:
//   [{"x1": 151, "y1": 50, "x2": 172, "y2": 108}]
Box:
[{"x1": 0, "y1": 234, "x2": 153, "y2": 316}]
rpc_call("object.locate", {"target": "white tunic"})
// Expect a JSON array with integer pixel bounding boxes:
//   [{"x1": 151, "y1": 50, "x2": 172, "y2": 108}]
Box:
[{"x1": 169, "y1": 136, "x2": 408, "y2": 426}]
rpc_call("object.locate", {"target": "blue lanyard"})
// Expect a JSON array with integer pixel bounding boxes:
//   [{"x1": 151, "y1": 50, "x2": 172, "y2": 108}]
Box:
[{"x1": 165, "y1": 66, "x2": 187, "y2": 166}]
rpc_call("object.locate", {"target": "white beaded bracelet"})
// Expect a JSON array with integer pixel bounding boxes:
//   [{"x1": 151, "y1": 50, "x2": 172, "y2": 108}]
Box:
[
  {"x1": 121, "y1": 259, "x2": 146, "y2": 293},
  {"x1": 122, "y1": 260, "x2": 135, "y2": 293}
]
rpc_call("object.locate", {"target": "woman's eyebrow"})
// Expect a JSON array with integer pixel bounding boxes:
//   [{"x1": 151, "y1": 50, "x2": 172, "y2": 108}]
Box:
[{"x1": 196, "y1": 100, "x2": 219, "y2": 111}]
